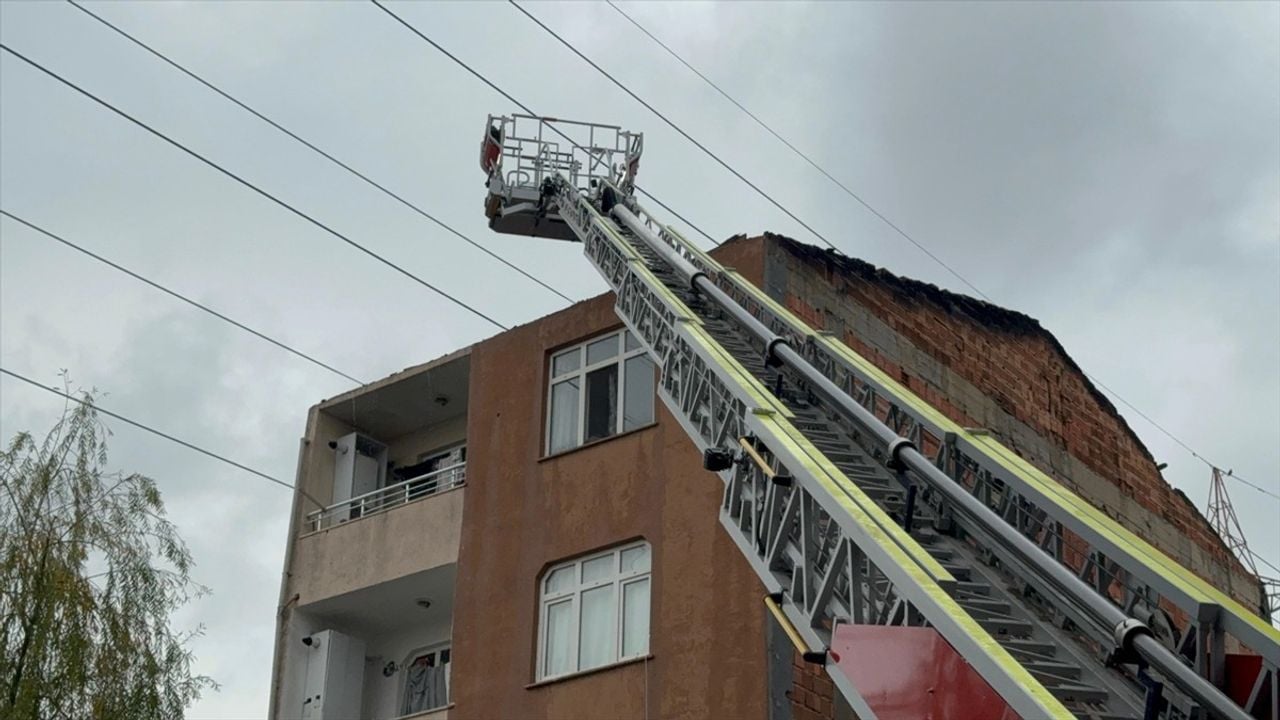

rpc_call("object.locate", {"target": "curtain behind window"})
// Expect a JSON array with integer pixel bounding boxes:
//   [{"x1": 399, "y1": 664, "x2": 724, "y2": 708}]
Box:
[{"x1": 401, "y1": 651, "x2": 449, "y2": 715}]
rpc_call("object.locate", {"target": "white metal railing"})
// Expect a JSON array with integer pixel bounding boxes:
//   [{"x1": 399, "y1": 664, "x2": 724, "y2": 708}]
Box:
[
  {"x1": 307, "y1": 462, "x2": 466, "y2": 532},
  {"x1": 487, "y1": 114, "x2": 642, "y2": 195}
]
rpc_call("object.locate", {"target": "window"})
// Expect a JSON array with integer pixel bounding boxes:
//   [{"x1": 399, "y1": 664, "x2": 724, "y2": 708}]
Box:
[
  {"x1": 537, "y1": 542, "x2": 651, "y2": 680},
  {"x1": 400, "y1": 644, "x2": 450, "y2": 715},
  {"x1": 547, "y1": 329, "x2": 655, "y2": 454},
  {"x1": 392, "y1": 444, "x2": 467, "y2": 500}
]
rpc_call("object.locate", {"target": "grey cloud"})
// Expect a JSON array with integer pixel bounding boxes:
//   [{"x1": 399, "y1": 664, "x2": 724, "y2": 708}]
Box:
[{"x1": 2, "y1": 1, "x2": 1276, "y2": 714}]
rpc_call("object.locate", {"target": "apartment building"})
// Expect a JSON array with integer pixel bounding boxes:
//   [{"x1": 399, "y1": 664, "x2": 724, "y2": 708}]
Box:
[{"x1": 267, "y1": 233, "x2": 1261, "y2": 720}]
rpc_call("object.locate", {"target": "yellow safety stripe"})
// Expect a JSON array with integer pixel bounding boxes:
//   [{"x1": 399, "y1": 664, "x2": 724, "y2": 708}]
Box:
[
  {"x1": 679, "y1": 230, "x2": 1278, "y2": 646},
  {"x1": 663, "y1": 225, "x2": 719, "y2": 269},
  {"x1": 826, "y1": 325, "x2": 1278, "y2": 641},
  {"x1": 641, "y1": 223, "x2": 1068, "y2": 715},
  {"x1": 753, "y1": 412, "x2": 1071, "y2": 719},
  {"x1": 583, "y1": 202, "x2": 642, "y2": 261},
  {"x1": 681, "y1": 323, "x2": 792, "y2": 419},
  {"x1": 628, "y1": 261, "x2": 704, "y2": 326},
  {"x1": 973, "y1": 435, "x2": 1280, "y2": 645},
  {"x1": 764, "y1": 415, "x2": 953, "y2": 585}
]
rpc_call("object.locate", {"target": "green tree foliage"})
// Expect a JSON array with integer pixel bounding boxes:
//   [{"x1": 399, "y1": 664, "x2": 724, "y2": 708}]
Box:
[{"x1": 0, "y1": 384, "x2": 215, "y2": 719}]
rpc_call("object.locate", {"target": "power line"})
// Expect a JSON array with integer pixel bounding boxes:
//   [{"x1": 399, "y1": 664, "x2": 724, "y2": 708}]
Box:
[
  {"x1": 0, "y1": 43, "x2": 509, "y2": 333},
  {"x1": 597, "y1": 3, "x2": 1277, "y2": 504},
  {"x1": 1256, "y1": 551, "x2": 1280, "y2": 578},
  {"x1": 0, "y1": 210, "x2": 365, "y2": 386},
  {"x1": 369, "y1": 1, "x2": 613, "y2": 182},
  {"x1": 634, "y1": 187, "x2": 722, "y2": 248},
  {"x1": 509, "y1": 0, "x2": 848, "y2": 256},
  {"x1": 1083, "y1": 375, "x2": 1279, "y2": 502},
  {"x1": 66, "y1": 0, "x2": 573, "y2": 305},
  {"x1": 372, "y1": 2, "x2": 1274, "y2": 504},
  {"x1": 604, "y1": 0, "x2": 987, "y2": 298},
  {"x1": 0, "y1": 367, "x2": 322, "y2": 509},
  {"x1": 368, "y1": 0, "x2": 722, "y2": 249}
]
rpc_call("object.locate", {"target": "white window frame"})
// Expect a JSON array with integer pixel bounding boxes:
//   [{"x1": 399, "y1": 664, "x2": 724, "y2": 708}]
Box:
[
  {"x1": 545, "y1": 328, "x2": 653, "y2": 455},
  {"x1": 536, "y1": 541, "x2": 652, "y2": 681}
]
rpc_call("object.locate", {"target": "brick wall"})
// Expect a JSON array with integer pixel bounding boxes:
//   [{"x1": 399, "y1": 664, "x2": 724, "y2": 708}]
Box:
[
  {"x1": 713, "y1": 233, "x2": 1262, "y2": 720},
  {"x1": 790, "y1": 654, "x2": 836, "y2": 720},
  {"x1": 743, "y1": 232, "x2": 1260, "y2": 612}
]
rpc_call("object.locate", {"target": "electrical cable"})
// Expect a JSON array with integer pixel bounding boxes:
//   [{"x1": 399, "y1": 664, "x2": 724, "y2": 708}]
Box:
[
  {"x1": 65, "y1": 0, "x2": 573, "y2": 304},
  {"x1": 633, "y1": 187, "x2": 722, "y2": 248},
  {"x1": 0, "y1": 210, "x2": 365, "y2": 385},
  {"x1": 604, "y1": 0, "x2": 987, "y2": 297},
  {"x1": 509, "y1": 0, "x2": 848, "y2": 256},
  {"x1": 0, "y1": 367, "x2": 323, "y2": 509},
  {"x1": 381, "y1": 2, "x2": 1274, "y2": 505},
  {"x1": 367, "y1": 0, "x2": 722, "y2": 249},
  {"x1": 1086, "y1": 373, "x2": 1280, "y2": 502},
  {"x1": 590, "y1": 2, "x2": 1278, "y2": 504},
  {"x1": 0, "y1": 43, "x2": 509, "y2": 333}
]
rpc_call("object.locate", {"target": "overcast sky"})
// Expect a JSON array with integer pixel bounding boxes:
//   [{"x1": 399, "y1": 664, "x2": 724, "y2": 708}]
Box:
[{"x1": 1, "y1": 1, "x2": 1277, "y2": 717}]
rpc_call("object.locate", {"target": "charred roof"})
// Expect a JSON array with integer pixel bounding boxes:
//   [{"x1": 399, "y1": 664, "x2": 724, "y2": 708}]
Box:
[{"x1": 744, "y1": 231, "x2": 1159, "y2": 469}]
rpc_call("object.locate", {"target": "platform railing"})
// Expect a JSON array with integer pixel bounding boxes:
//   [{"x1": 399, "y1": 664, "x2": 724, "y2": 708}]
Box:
[
  {"x1": 492, "y1": 114, "x2": 638, "y2": 194},
  {"x1": 306, "y1": 462, "x2": 466, "y2": 532}
]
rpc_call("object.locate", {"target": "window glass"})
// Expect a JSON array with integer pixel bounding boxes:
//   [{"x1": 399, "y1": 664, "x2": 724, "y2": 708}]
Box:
[
  {"x1": 578, "y1": 585, "x2": 616, "y2": 670},
  {"x1": 547, "y1": 329, "x2": 655, "y2": 454},
  {"x1": 552, "y1": 349, "x2": 580, "y2": 377},
  {"x1": 538, "y1": 542, "x2": 652, "y2": 680},
  {"x1": 581, "y1": 555, "x2": 614, "y2": 584},
  {"x1": 549, "y1": 379, "x2": 580, "y2": 454},
  {"x1": 620, "y1": 544, "x2": 650, "y2": 574},
  {"x1": 586, "y1": 336, "x2": 619, "y2": 365},
  {"x1": 622, "y1": 356, "x2": 655, "y2": 431},
  {"x1": 544, "y1": 600, "x2": 573, "y2": 678},
  {"x1": 545, "y1": 566, "x2": 574, "y2": 594},
  {"x1": 622, "y1": 579, "x2": 650, "y2": 658},
  {"x1": 584, "y1": 365, "x2": 619, "y2": 442}
]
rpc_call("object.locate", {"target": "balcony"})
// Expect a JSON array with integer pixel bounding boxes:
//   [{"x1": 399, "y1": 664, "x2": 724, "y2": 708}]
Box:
[
  {"x1": 287, "y1": 350, "x2": 469, "y2": 605},
  {"x1": 292, "y1": 481, "x2": 463, "y2": 607},
  {"x1": 279, "y1": 567, "x2": 455, "y2": 720},
  {"x1": 307, "y1": 462, "x2": 466, "y2": 532}
]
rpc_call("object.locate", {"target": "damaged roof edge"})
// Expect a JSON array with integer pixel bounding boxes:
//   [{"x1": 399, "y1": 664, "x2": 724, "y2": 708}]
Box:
[
  {"x1": 317, "y1": 345, "x2": 472, "y2": 412},
  {"x1": 745, "y1": 231, "x2": 1157, "y2": 464},
  {"x1": 731, "y1": 232, "x2": 1243, "y2": 572},
  {"x1": 311, "y1": 287, "x2": 617, "y2": 412}
]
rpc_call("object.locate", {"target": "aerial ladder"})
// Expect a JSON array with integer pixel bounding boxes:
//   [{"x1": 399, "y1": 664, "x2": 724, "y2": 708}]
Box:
[{"x1": 479, "y1": 114, "x2": 1280, "y2": 720}]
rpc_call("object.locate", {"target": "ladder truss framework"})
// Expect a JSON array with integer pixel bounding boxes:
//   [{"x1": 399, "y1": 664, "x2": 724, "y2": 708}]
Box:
[{"x1": 482, "y1": 115, "x2": 1280, "y2": 720}]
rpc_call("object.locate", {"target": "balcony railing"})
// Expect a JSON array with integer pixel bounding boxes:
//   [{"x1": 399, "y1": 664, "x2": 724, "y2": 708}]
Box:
[{"x1": 307, "y1": 462, "x2": 465, "y2": 532}]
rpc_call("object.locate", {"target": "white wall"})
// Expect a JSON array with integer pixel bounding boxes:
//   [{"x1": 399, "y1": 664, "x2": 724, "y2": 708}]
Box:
[
  {"x1": 360, "y1": 623, "x2": 454, "y2": 720},
  {"x1": 386, "y1": 414, "x2": 468, "y2": 469},
  {"x1": 276, "y1": 612, "x2": 324, "y2": 720},
  {"x1": 278, "y1": 611, "x2": 452, "y2": 720}
]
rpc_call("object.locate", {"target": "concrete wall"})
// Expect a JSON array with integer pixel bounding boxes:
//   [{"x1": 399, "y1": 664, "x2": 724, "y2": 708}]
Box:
[
  {"x1": 291, "y1": 488, "x2": 463, "y2": 606},
  {"x1": 274, "y1": 609, "x2": 323, "y2": 720},
  {"x1": 387, "y1": 414, "x2": 467, "y2": 468},
  {"x1": 271, "y1": 356, "x2": 472, "y2": 720},
  {"x1": 300, "y1": 407, "x2": 359, "y2": 508},
  {"x1": 745, "y1": 232, "x2": 1260, "y2": 611},
  {"x1": 273, "y1": 608, "x2": 453, "y2": 720},
  {"x1": 449, "y1": 293, "x2": 770, "y2": 720}
]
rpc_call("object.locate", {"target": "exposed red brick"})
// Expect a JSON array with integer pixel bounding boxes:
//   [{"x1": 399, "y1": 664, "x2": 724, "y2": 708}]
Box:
[{"x1": 714, "y1": 234, "x2": 1259, "y2": 611}]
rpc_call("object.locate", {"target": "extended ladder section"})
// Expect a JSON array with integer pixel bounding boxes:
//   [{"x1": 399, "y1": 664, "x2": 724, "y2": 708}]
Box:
[{"x1": 480, "y1": 115, "x2": 1280, "y2": 720}]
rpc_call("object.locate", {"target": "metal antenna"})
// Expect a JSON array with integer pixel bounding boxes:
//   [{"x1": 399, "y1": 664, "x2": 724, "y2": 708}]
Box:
[{"x1": 1206, "y1": 466, "x2": 1279, "y2": 618}]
